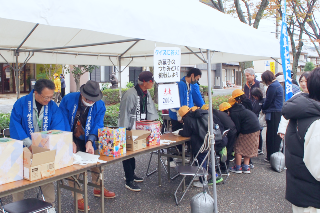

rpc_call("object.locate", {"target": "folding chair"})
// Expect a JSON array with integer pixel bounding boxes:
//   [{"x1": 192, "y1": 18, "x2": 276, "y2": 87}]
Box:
[
  {"x1": 2, "y1": 128, "x2": 10, "y2": 138},
  {"x1": 0, "y1": 187, "x2": 53, "y2": 213},
  {"x1": 174, "y1": 133, "x2": 211, "y2": 205}
]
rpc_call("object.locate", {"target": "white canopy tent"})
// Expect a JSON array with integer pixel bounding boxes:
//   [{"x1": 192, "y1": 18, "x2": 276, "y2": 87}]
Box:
[{"x1": 0, "y1": 0, "x2": 280, "y2": 212}]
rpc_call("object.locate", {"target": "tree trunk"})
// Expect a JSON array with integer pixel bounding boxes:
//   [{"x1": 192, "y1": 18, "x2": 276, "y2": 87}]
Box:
[
  {"x1": 75, "y1": 75, "x2": 81, "y2": 92},
  {"x1": 240, "y1": 61, "x2": 253, "y2": 89}
]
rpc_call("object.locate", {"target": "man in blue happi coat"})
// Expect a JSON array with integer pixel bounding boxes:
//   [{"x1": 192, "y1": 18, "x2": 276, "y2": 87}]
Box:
[
  {"x1": 169, "y1": 68, "x2": 204, "y2": 131},
  {"x1": 167, "y1": 68, "x2": 204, "y2": 167},
  {"x1": 10, "y1": 79, "x2": 65, "y2": 213},
  {"x1": 59, "y1": 80, "x2": 115, "y2": 211}
]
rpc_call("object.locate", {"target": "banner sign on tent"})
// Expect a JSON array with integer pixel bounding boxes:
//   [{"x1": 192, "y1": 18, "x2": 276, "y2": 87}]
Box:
[
  {"x1": 280, "y1": 0, "x2": 293, "y2": 101},
  {"x1": 158, "y1": 83, "x2": 180, "y2": 110},
  {"x1": 154, "y1": 47, "x2": 181, "y2": 83}
]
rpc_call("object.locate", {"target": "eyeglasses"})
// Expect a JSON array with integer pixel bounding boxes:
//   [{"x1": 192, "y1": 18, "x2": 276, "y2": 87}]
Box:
[
  {"x1": 84, "y1": 97, "x2": 95, "y2": 103},
  {"x1": 39, "y1": 94, "x2": 54, "y2": 101}
]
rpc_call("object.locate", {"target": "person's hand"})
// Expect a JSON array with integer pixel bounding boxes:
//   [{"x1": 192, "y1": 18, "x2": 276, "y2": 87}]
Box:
[
  {"x1": 73, "y1": 141, "x2": 77, "y2": 153},
  {"x1": 28, "y1": 145, "x2": 33, "y2": 152},
  {"x1": 279, "y1": 133, "x2": 285, "y2": 139},
  {"x1": 86, "y1": 141, "x2": 94, "y2": 154}
]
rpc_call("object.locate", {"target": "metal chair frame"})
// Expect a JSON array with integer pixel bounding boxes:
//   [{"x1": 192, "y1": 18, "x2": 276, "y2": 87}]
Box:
[
  {"x1": 0, "y1": 187, "x2": 52, "y2": 213},
  {"x1": 174, "y1": 136, "x2": 211, "y2": 205}
]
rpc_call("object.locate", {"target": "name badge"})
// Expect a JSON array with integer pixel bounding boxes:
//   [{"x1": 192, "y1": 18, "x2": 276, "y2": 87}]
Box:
[{"x1": 141, "y1": 113, "x2": 146, "y2": 120}]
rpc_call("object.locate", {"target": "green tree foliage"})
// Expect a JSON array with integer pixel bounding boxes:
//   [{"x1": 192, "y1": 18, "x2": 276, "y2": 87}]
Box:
[{"x1": 304, "y1": 61, "x2": 315, "y2": 71}]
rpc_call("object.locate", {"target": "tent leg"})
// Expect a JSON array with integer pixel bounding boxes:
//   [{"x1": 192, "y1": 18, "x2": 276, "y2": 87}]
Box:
[
  {"x1": 207, "y1": 49, "x2": 218, "y2": 213},
  {"x1": 15, "y1": 53, "x2": 20, "y2": 100},
  {"x1": 118, "y1": 56, "x2": 122, "y2": 100}
]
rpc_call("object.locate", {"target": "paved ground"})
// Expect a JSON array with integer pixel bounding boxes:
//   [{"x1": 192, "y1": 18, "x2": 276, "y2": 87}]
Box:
[
  {"x1": 0, "y1": 94, "x2": 27, "y2": 113},
  {"x1": 212, "y1": 86, "x2": 240, "y2": 97},
  {"x1": 0, "y1": 129, "x2": 292, "y2": 213}
]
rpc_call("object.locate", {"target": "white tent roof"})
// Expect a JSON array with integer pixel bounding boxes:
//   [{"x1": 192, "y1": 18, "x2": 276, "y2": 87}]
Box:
[{"x1": 0, "y1": 0, "x2": 280, "y2": 66}]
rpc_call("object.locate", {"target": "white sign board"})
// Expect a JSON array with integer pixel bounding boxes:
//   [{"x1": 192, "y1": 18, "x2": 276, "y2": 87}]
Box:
[
  {"x1": 158, "y1": 83, "x2": 180, "y2": 110},
  {"x1": 154, "y1": 47, "x2": 181, "y2": 83}
]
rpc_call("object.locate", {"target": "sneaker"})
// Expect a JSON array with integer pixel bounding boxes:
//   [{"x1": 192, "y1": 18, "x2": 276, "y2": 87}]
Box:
[
  {"x1": 133, "y1": 174, "x2": 144, "y2": 182},
  {"x1": 230, "y1": 165, "x2": 242, "y2": 174},
  {"x1": 258, "y1": 150, "x2": 264, "y2": 155},
  {"x1": 124, "y1": 175, "x2": 144, "y2": 182},
  {"x1": 228, "y1": 156, "x2": 235, "y2": 162},
  {"x1": 264, "y1": 158, "x2": 270, "y2": 163},
  {"x1": 207, "y1": 176, "x2": 223, "y2": 185},
  {"x1": 165, "y1": 160, "x2": 177, "y2": 168},
  {"x1": 77, "y1": 198, "x2": 90, "y2": 212},
  {"x1": 47, "y1": 207, "x2": 56, "y2": 213},
  {"x1": 219, "y1": 147, "x2": 227, "y2": 163},
  {"x1": 93, "y1": 188, "x2": 116, "y2": 198},
  {"x1": 249, "y1": 163, "x2": 254, "y2": 169},
  {"x1": 125, "y1": 181, "x2": 141, "y2": 192},
  {"x1": 242, "y1": 164, "x2": 251, "y2": 174}
]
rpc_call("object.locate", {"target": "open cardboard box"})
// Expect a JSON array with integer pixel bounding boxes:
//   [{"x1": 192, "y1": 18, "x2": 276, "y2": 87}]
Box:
[
  {"x1": 126, "y1": 130, "x2": 151, "y2": 151},
  {"x1": 23, "y1": 145, "x2": 56, "y2": 181}
]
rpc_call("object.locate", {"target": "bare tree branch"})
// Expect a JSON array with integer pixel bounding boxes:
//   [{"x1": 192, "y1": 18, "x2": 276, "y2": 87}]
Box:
[
  {"x1": 210, "y1": 0, "x2": 222, "y2": 12},
  {"x1": 242, "y1": 0, "x2": 252, "y2": 26},
  {"x1": 305, "y1": 29, "x2": 320, "y2": 57},
  {"x1": 253, "y1": 0, "x2": 269, "y2": 29},
  {"x1": 217, "y1": 0, "x2": 225, "y2": 12},
  {"x1": 234, "y1": 0, "x2": 247, "y2": 24}
]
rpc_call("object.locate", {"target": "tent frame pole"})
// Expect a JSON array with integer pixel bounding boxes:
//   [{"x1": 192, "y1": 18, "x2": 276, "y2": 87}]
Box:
[
  {"x1": 19, "y1": 38, "x2": 143, "y2": 52},
  {"x1": 207, "y1": 49, "x2": 218, "y2": 213}
]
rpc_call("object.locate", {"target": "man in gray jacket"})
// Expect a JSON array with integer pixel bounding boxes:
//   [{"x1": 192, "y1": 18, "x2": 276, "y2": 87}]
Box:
[{"x1": 119, "y1": 71, "x2": 159, "y2": 191}]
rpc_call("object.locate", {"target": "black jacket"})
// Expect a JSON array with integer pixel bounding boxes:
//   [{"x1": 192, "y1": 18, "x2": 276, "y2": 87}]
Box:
[
  {"x1": 282, "y1": 93, "x2": 320, "y2": 208},
  {"x1": 252, "y1": 98, "x2": 264, "y2": 117},
  {"x1": 213, "y1": 109, "x2": 236, "y2": 132},
  {"x1": 241, "y1": 98, "x2": 253, "y2": 111},
  {"x1": 179, "y1": 109, "x2": 227, "y2": 154},
  {"x1": 229, "y1": 103, "x2": 260, "y2": 135}
]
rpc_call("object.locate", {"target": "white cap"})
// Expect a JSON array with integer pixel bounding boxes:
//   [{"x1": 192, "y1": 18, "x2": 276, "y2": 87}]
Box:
[{"x1": 276, "y1": 75, "x2": 285, "y2": 82}]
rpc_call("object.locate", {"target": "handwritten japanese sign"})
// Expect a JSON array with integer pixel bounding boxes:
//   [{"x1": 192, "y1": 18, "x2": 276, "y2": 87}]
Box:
[
  {"x1": 154, "y1": 47, "x2": 181, "y2": 83},
  {"x1": 158, "y1": 83, "x2": 180, "y2": 110}
]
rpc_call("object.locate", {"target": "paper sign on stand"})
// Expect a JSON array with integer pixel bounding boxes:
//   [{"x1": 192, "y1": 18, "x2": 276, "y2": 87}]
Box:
[
  {"x1": 158, "y1": 83, "x2": 180, "y2": 110},
  {"x1": 154, "y1": 47, "x2": 181, "y2": 83}
]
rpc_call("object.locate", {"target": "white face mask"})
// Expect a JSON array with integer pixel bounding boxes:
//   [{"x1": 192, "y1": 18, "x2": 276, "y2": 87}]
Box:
[{"x1": 82, "y1": 98, "x2": 94, "y2": 107}]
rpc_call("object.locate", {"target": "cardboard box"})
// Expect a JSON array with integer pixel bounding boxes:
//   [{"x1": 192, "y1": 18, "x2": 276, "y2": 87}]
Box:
[
  {"x1": 98, "y1": 127, "x2": 126, "y2": 157},
  {"x1": 0, "y1": 138, "x2": 23, "y2": 185},
  {"x1": 23, "y1": 146, "x2": 56, "y2": 181},
  {"x1": 126, "y1": 130, "x2": 151, "y2": 151},
  {"x1": 31, "y1": 130, "x2": 73, "y2": 170},
  {"x1": 136, "y1": 121, "x2": 161, "y2": 146}
]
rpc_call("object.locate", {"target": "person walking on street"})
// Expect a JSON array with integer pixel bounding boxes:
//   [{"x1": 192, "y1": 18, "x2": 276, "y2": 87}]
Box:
[
  {"x1": 119, "y1": 71, "x2": 158, "y2": 192},
  {"x1": 53, "y1": 73, "x2": 61, "y2": 103},
  {"x1": 60, "y1": 74, "x2": 66, "y2": 98}
]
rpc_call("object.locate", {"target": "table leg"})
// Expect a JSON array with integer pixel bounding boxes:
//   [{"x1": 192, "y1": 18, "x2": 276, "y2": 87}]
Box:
[
  {"x1": 74, "y1": 176, "x2": 78, "y2": 213},
  {"x1": 83, "y1": 171, "x2": 88, "y2": 213},
  {"x1": 167, "y1": 156, "x2": 170, "y2": 180},
  {"x1": 57, "y1": 181, "x2": 62, "y2": 213},
  {"x1": 182, "y1": 142, "x2": 186, "y2": 191},
  {"x1": 158, "y1": 149, "x2": 161, "y2": 186},
  {"x1": 100, "y1": 167, "x2": 105, "y2": 213}
]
